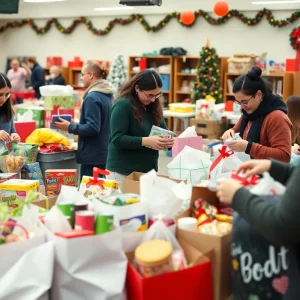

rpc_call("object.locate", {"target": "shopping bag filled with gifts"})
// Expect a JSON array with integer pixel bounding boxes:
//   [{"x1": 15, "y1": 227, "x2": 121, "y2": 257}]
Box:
[
  {"x1": 168, "y1": 146, "x2": 211, "y2": 185},
  {"x1": 209, "y1": 145, "x2": 243, "y2": 181},
  {"x1": 0, "y1": 193, "x2": 55, "y2": 300},
  {"x1": 230, "y1": 172, "x2": 288, "y2": 300}
]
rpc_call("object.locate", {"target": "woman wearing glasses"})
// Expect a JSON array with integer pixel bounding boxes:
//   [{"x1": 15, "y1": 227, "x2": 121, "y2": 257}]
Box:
[
  {"x1": 222, "y1": 66, "x2": 291, "y2": 162},
  {"x1": 106, "y1": 69, "x2": 174, "y2": 190},
  {"x1": 0, "y1": 73, "x2": 20, "y2": 143}
]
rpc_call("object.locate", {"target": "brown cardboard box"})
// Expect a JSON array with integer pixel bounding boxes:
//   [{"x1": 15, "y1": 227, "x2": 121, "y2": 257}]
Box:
[
  {"x1": 123, "y1": 172, "x2": 185, "y2": 194},
  {"x1": 190, "y1": 118, "x2": 228, "y2": 139},
  {"x1": 176, "y1": 186, "x2": 232, "y2": 300},
  {"x1": 35, "y1": 196, "x2": 57, "y2": 210}
]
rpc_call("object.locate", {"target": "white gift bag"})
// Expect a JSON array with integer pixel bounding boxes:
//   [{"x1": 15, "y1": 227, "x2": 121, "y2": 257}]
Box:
[
  {"x1": 47, "y1": 228, "x2": 127, "y2": 300},
  {"x1": 223, "y1": 133, "x2": 251, "y2": 162},
  {"x1": 167, "y1": 146, "x2": 211, "y2": 185},
  {"x1": 0, "y1": 240, "x2": 55, "y2": 300}
]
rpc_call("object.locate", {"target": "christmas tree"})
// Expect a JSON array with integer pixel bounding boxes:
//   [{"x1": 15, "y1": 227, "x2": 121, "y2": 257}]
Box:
[
  {"x1": 192, "y1": 41, "x2": 223, "y2": 103},
  {"x1": 107, "y1": 55, "x2": 127, "y2": 97}
]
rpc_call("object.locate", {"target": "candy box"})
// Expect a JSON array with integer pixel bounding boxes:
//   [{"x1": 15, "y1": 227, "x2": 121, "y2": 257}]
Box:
[
  {"x1": 44, "y1": 169, "x2": 77, "y2": 196},
  {"x1": 0, "y1": 173, "x2": 20, "y2": 183},
  {"x1": 0, "y1": 179, "x2": 40, "y2": 212},
  {"x1": 80, "y1": 176, "x2": 119, "y2": 199}
]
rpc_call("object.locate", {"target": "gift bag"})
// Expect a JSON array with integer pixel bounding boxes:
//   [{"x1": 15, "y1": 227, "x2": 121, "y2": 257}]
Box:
[
  {"x1": 209, "y1": 145, "x2": 243, "y2": 180},
  {"x1": 172, "y1": 126, "x2": 203, "y2": 158},
  {"x1": 47, "y1": 228, "x2": 127, "y2": 300},
  {"x1": 223, "y1": 133, "x2": 251, "y2": 162},
  {"x1": 232, "y1": 196, "x2": 288, "y2": 300},
  {"x1": 167, "y1": 146, "x2": 211, "y2": 185}
]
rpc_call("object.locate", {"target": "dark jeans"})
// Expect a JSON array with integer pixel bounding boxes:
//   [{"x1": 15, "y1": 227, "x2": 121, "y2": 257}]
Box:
[{"x1": 80, "y1": 164, "x2": 106, "y2": 182}]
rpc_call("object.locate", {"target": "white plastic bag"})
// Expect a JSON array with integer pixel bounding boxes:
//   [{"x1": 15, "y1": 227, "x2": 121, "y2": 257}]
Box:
[
  {"x1": 167, "y1": 146, "x2": 211, "y2": 185},
  {"x1": 249, "y1": 172, "x2": 286, "y2": 195},
  {"x1": 47, "y1": 227, "x2": 127, "y2": 300},
  {"x1": 178, "y1": 126, "x2": 197, "y2": 138},
  {"x1": 224, "y1": 133, "x2": 251, "y2": 162}
]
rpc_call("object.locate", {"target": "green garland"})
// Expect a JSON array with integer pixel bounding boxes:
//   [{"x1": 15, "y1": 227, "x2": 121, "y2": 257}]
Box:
[
  {"x1": 0, "y1": 8, "x2": 299, "y2": 48},
  {"x1": 290, "y1": 26, "x2": 300, "y2": 50}
]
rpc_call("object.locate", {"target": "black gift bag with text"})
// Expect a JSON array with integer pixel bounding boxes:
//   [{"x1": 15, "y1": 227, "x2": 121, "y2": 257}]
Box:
[{"x1": 232, "y1": 196, "x2": 289, "y2": 300}]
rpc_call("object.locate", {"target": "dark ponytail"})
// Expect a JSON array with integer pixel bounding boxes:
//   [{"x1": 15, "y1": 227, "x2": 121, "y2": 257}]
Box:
[{"x1": 233, "y1": 66, "x2": 271, "y2": 97}]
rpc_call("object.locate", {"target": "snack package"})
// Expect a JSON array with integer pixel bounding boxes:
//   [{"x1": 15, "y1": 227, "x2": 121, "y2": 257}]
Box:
[
  {"x1": 198, "y1": 220, "x2": 232, "y2": 236},
  {"x1": 100, "y1": 193, "x2": 140, "y2": 206},
  {"x1": 0, "y1": 142, "x2": 8, "y2": 156},
  {"x1": 10, "y1": 143, "x2": 39, "y2": 163},
  {"x1": 21, "y1": 162, "x2": 44, "y2": 186},
  {"x1": 0, "y1": 155, "x2": 26, "y2": 173},
  {"x1": 148, "y1": 125, "x2": 176, "y2": 151}
]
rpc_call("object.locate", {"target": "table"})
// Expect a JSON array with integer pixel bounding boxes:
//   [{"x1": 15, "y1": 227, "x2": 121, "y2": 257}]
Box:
[{"x1": 163, "y1": 110, "x2": 195, "y2": 132}]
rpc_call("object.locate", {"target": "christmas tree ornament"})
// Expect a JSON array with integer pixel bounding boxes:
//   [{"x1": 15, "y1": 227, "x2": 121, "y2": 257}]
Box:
[
  {"x1": 214, "y1": 1, "x2": 229, "y2": 17},
  {"x1": 180, "y1": 10, "x2": 196, "y2": 25}
]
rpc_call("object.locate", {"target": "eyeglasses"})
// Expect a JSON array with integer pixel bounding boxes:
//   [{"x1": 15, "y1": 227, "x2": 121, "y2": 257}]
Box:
[
  {"x1": 81, "y1": 72, "x2": 92, "y2": 77},
  {"x1": 0, "y1": 92, "x2": 11, "y2": 100},
  {"x1": 142, "y1": 90, "x2": 163, "y2": 100},
  {"x1": 234, "y1": 94, "x2": 255, "y2": 106}
]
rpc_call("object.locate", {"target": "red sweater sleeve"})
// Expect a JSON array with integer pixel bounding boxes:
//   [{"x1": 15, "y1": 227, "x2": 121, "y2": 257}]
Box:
[{"x1": 250, "y1": 111, "x2": 292, "y2": 162}]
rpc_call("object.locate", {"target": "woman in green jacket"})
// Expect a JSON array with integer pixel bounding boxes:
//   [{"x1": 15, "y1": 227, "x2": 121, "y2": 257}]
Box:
[{"x1": 106, "y1": 69, "x2": 174, "y2": 189}]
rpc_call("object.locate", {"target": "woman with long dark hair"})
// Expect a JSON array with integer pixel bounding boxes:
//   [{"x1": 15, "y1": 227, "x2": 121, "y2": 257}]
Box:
[
  {"x1": 222, "y1": 66, "x2": 292, "y2": 162},
  {"x1": 0, "y1": 73, "x2": 20, "y2": 143},
  {"x1": 106, "y1": 69, "x2": 174, "y2": 189}
]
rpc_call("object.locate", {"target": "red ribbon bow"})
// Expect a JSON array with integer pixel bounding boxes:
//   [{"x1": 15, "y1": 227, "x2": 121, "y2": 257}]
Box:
[
  {"x1": 86, "y1": 168, "x2": 110, "y2": 189},
  {"x1": 209, "y1": 146, "x2": 234, "y2": 177},
  {"x1": 231, "y1": 173, "x2": 259, "y2": 186},
  {"x1": 291, "y1": 27, "x2": 300, "y2": 39},
  {"x1": 200, "y1": 104, "x2": 209, "y2": 109}
]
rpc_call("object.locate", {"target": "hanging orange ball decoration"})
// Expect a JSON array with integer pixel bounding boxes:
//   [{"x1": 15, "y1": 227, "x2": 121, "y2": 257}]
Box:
[
  {"x1": 213, "y1": 1, "x2": 229, "y2": 17},
  {"x1": 180, "y1": 10, "x2": 196, "y2": 25}
]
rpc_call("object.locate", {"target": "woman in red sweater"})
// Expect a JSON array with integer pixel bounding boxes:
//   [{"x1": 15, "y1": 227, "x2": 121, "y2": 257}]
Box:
[{"x1": 222, "y1": 66, "x2": 291, "y2": 162}]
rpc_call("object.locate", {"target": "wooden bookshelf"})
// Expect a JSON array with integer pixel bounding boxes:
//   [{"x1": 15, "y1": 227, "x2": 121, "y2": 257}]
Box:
[
  {"x1": 69, "y1": 67, "x2": 84, "y2": 89},
  {"x1": 128, "y1": 55, "x2": 174, "y2": 127},
  {"x1": 224, "y1": 72, "x2": 294, "y2": 102},
  {"x1": 44, "y1": 67, "x2": 69, "y2": 85}
]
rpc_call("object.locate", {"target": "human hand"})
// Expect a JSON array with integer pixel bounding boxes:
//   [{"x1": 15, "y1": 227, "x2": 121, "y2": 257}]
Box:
[
  {"x1": 227, "y1": 140, "x2": 248, "y2": 152},
  {"x1": 0, "y1": 130, "x2": 11, "y2": 142},
  {"x1": 236, "y1": 159, "x2": 271, "y2": 178},
  {"x1": 221, "y1": 129, "x2": 235, "y2": 141},
  {"x1": 292, "y1": 144, "x2": 300, "y2": 155},
  {"x1": 216, "y1": 178, "x2": 243, "y2": 205},
  {"x1": 11, "y1": 133, "x2": 20, "y2": 143},
  {"x1": 54, "y1": 117, "x2": 70, "y2": 132},
  {"x1": 27, "y1": 86, "x2": 33, "y2": 92},
  {"x1": 142, "y1": 136, "x2": 170, "y2": 150},
  {"x1": 164, "y1": 137, "x2": 175, "y2": 149}
]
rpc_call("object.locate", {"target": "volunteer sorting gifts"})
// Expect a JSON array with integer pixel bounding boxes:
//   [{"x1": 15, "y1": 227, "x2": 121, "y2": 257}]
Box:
[
  {"x1": 216, "y1": 159, "x2": 300, "y2": 300},
  {"x1": 0, "y1": 73, "x2": 20, "y2": 143},
  {"x1": 222, "y1": 66, "x2": 291, "y2": 162},
  {"x1": 106, "y1": 69, "x2": 174, "y2": 189}
]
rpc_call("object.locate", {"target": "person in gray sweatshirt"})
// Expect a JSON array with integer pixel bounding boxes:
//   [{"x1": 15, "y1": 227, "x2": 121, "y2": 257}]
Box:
[
  {"x1": 217, "y1": 159, "x2": 300, "y2": 300},
  {"x1": 0, "y1": 73, "x2": 20, "y2": 143}
]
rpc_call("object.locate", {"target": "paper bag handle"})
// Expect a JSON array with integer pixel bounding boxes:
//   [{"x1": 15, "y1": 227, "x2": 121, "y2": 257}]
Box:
[
  {"x1": 93, "y1": 167, "x2": 110, "y2": 181},
  {"x1": 0, "y1": 221, "x2": 29, "y2": 240}
]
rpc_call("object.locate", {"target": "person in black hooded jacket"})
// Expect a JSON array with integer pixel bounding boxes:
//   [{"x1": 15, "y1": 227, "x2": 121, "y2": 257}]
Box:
[{"x1": 222, "y1": 66, "x2": 292, "y2": 162}]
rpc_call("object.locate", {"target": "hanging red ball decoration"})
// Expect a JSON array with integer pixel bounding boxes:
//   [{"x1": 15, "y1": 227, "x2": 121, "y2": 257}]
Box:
[
  {"x1": 180, "y1": 10, "x2": 196, "y2": 25},
  {"x1": 213, "y1": 1, "x2": 229, "y2": 17}
]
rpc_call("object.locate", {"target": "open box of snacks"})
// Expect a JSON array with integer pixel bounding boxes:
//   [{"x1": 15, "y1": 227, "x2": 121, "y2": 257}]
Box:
[
  {"x1": 126, "y1": 237, "x2": 213, "y2": 300},
  {"x1": 176, "y1": 186, "x2": 232, "y2": 300}
]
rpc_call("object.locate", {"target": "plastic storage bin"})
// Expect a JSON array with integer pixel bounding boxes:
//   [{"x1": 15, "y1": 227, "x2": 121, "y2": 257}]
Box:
[
  {"x1": 37, "y1": 150, "x2": 78, "y2": 177},
  {"x1": 161, "y1": 74, "x2": 170, "y2": 91}
]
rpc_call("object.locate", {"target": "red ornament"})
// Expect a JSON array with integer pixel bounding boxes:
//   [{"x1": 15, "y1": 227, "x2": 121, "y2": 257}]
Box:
[
  {"x1": 213, "y1": 1, "x2": 229, "y2": 17},
  {"x1": 180, "y1": 10, "x2": 196, "y2": 25}
]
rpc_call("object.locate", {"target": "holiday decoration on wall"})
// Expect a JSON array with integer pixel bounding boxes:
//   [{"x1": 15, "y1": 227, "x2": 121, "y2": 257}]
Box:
[
  {"x1": 290, "y1": 26, "x2": 300, "y2": 50},
  {"x1": 192, "y1": 41, "x2": 223, "y2": 104},
  {"x1": 0, "y1": 9, "x2": 299, "y2": 49},
  {"x1": 180, "y1": 10, "x2": 196, "y2": 25},
  {"x1": 107, "y1": 55, "x2": 127, "y2": 97},
  {"x1": 214, "y1": 1, "x2": 230, "y2": 17}
]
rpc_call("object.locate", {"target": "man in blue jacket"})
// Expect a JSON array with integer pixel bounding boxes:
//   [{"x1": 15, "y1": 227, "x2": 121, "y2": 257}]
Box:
[
  {"x1": 26, "y1": 57, "x2": 45, "y2": 99},
  {"x1": 55, "y1": 61, "x2": 114, "y2": 179}
]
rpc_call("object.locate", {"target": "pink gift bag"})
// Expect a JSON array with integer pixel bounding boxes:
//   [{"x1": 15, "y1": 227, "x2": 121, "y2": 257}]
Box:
[{"x1": 172, "y1": 136, "x2": 203, "y2": 158}]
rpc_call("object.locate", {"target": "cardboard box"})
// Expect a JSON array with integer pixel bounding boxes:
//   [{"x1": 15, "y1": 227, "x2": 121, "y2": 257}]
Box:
[
  {"x1": 176, "y1": 187, "x2": 232, "y2": 300},
  {"x1": 34, "y1": 196, "x2": 57, "y2": 210},
  {"x1": 123, "y1": 172, "x2": 185, "y2": 194},
  {"x1": 126, "y1": 238, "x2": 213, "y2": 300},
  {"x1": 45, "y1": 169, "x2": 77, "y2": 196},
  {"x1": 190, "y1": 118, "x2": 228, "y2": 139}
]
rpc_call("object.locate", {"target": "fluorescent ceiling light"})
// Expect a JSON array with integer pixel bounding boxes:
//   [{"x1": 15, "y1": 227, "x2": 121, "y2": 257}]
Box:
[
  {"x1": 94, "y1": 6, "x2": 135, "y2": 12},
  {"x1": 24, "y1": 0, "x2": 65, "y2": 2},
  {"x1": 252, "y1": 0, "x2": 300, "y2": 4}
]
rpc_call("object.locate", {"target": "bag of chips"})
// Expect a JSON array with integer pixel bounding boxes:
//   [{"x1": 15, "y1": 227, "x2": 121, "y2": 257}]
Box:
[
  {"x1": 10, "y1": 143, "x2": 39, "y2": 164},
  {"x1": 0, "y1": 142, "x2": 8, "y2": 156},
  {"x1": 0, "y1": 155, "x2": 26, "y2": 173}
]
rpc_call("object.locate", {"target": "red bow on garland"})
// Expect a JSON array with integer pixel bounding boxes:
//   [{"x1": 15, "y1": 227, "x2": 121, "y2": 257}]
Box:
[
  {"x1": 231, "y1": 173, "x2": 260, "y2": 186},
  {"x1": 291, "y1": 27, "x2": 300, "y2": 40},
  {"x1": 86, "y1": 168, "x2": 110, "y2": 189},
  {"x1": 209, "y1": 146, "x2": 234, "y2": 176}
]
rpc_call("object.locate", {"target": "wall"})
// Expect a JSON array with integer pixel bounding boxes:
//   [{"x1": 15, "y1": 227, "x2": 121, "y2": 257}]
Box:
[{"x1": 0, "y1": 10, "x2": 299, "y2": 72}]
